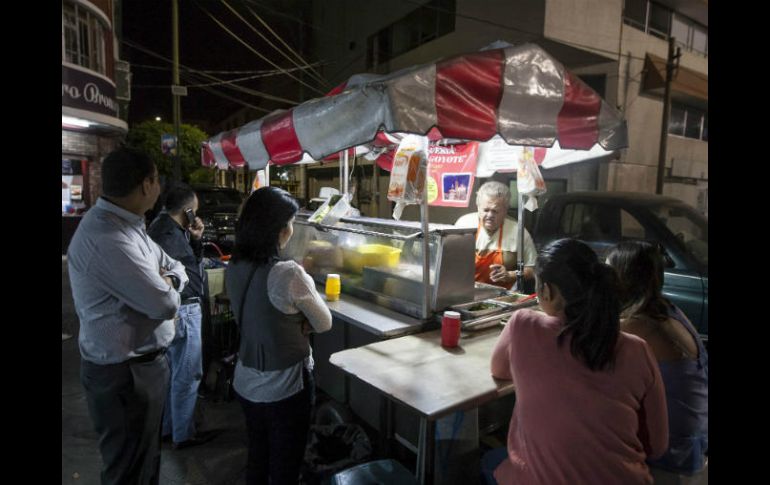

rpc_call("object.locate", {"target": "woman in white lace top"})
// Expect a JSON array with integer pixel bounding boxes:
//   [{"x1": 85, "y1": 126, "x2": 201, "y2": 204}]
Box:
[{"x1": 226, "y1": 187, "x2": 332, "y2": 485}]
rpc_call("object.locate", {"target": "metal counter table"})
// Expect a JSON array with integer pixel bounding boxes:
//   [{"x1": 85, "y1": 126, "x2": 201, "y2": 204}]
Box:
[
  {"x1": 323, "y1": 286, "x2": 427, "y2": 338},
  {"x1": 329, "y1": 326, "x2": 515, "y2": 485},
  {"x1": 310, "y1": 286, "x2": 431, "y2": 429}
]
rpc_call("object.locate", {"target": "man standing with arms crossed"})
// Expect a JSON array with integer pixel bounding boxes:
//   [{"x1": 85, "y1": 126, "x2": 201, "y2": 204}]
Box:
[{"x1": 68, "y1": 147, "x2": 188, "y2": 485}]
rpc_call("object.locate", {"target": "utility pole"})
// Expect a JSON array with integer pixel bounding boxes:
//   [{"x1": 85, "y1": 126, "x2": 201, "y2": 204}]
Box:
[
  {"x1": 655, "y1": 36, "x2": 680, "y2": 194},
  {"x1": 171, "y1": 0, "x2": 182, "y2": 181}
]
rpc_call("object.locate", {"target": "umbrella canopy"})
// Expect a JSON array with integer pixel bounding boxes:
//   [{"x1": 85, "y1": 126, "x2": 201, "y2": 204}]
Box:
[{"x1": 204, "y1": 43, "x2": 627, "y2": 170}]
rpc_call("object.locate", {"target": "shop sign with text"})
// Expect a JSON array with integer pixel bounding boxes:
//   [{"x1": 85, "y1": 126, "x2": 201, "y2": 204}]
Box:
[{"x1": 62, "y1": 65, "x2": 118, "y2": 118}]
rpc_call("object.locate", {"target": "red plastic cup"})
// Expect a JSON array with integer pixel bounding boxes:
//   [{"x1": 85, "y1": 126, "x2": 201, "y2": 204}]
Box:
[{"x1": 441, "y1": 311, "x2": 461, "y2": 348}]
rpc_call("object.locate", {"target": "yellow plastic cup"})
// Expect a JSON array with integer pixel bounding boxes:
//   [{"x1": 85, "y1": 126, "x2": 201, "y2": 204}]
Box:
[{"x1": 325, "y1": 273, "x2": 341, "y2": 302}]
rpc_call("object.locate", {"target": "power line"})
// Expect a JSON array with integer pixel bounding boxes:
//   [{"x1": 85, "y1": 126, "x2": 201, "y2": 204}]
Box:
[
  {"x1": 179, "y1": 71, "x2": 273, "y2": 114},
  {"x1": 123, "y1": 38, "x2": 299, "y2": 105},
  {"x1": 183, "y1": 68, "x2": 299, "y2": 104},
  {"x1": 239, "y1": 0, "x2": 349, "y2": 42},
  {"x1": 242, "y1": 2, "x2": 329, "y2": 87},
  {"x1": 192, "y1": 0, "x2": 327, "y2": 96},
  {"x1": 220, "y1": 0, "x2": 330, "y2": 88},
  {"x1": 131, "y1": 62, "x2": 326, "y2": 76}
]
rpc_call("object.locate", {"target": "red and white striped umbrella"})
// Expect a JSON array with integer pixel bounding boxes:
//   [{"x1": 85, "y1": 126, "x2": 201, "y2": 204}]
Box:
[{"x1": 203, "y1": 43, "x2": 627, "y2": 170}]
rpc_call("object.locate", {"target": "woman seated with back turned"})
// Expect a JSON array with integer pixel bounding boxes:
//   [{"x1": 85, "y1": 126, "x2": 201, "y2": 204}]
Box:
[
  {"x1": 607, "y1": 241, "x2": 708, "y2": 483},
  {"x1": 226, "y1": 186, "x2": 332, "y2": 485},
  {"x1": 485, "y1": 238, "x2": 668, "y2": 485}
]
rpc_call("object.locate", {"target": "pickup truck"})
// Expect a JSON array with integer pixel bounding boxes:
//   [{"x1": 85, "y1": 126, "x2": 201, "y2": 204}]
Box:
[{"x1": 531, "y1": 191, "x2": 708, "y2": 342}]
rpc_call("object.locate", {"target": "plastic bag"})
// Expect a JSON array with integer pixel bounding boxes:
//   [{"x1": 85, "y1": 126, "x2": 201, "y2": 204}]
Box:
[
  {"x1": 302, "y1": 423, "x2": 373, "y2": 484},
  {"x1": 308, "y1": 194, "x2": 352, "y2": 225},
  {"x1": 387, "y1": 134, "x2": 429, "y2": 220},
  {"x1": 516, "y1": 147, "x2": 546, "y2": 211}
]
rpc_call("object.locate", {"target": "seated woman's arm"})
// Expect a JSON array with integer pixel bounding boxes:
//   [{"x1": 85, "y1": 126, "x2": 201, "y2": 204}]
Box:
[
  {"x1": 638, "y1": 342, "x2": 669, "y2": 459},
  {"x1": 490, "y1": 318, "x2": 514, "y2": 380}
]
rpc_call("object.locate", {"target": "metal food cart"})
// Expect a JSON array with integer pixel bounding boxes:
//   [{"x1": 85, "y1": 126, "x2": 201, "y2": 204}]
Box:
[{"x1": 203, "y1": 42, "x2": 629, "y2": 484}]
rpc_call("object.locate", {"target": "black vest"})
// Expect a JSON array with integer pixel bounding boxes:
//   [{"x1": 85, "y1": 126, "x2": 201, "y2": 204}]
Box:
[{"x1": 225, "y1": 261, "x2": 309, "y2": 371}]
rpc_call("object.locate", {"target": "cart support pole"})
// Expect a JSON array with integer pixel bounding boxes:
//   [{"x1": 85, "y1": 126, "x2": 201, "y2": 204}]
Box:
[
  {"x1": 515, "y1": 193, "x2": 525, "y2": 292},
  {"x1": 420, "y1": 195, "x2": 431, "y2": 320},
  {"x1": 339, "y1": 152, "x2": 344, "y2": 194},
  {"x1": 343, "y1": 149, "x2": 350, "y2": 196}
]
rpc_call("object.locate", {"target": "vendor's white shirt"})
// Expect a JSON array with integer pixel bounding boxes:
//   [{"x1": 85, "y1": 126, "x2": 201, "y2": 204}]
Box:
[
  {"x1": 455, "y1": 213, "x2": 537, "y2": 266},
  {"x1": 233, "y1": 260, "x2": 332, "y2": 403}
]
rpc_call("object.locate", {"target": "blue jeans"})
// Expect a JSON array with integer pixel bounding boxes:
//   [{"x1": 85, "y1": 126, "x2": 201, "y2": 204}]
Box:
[
  {"x1": 481, "y1": 447, "x2": 508, "y2": 485},
  {"x1": 162, "y1": 302, "x2": 203, "y2": 443}
]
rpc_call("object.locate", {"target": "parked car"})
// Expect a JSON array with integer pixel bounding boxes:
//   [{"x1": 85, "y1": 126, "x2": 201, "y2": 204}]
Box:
[
  {"x1": 192, "y1": 185, "x2": 245, "y2": 255},
  {"x1": 532, "y1": 191, "x2": 708, "y2": 342}
]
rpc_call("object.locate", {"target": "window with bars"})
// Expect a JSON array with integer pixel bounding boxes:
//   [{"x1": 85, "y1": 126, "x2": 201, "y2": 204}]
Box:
[
  {"x1": 61, "y1": 1, "x2": 107, "y2": 75},
  {"x1": 623, "y1": 0, "x2": 707, "y2": 57},
  {"x1": 672, "y1": 15, "x2": 708, "y2": 56},
  {"x1": 669, "y1": 102, "x2": 707, "y2": 141},
  {"x1": 366, "y1": 0, "x2": 456, "y2": 69}
]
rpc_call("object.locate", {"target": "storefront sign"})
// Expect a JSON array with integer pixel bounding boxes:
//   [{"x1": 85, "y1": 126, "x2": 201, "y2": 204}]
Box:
[
  {"x1": 62, "y1": 65, "x2": 119, "y2": 118},
  {"x1": 426, "y1": 142, "x2": 479, "y2": 208}
]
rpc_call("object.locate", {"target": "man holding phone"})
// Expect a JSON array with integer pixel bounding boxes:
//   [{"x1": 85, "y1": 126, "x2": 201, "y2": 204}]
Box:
[{"x1": 148, "y1": 182, "x2": 215, "y2": 449}]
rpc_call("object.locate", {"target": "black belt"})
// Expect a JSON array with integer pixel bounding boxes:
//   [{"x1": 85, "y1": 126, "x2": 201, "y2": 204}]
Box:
[
  {"x1": 129, "y1": 348, "x2": 166, "y2": 364},
  {"x1": 182, "y1": 296, "x2": 202, "y2": 305}
]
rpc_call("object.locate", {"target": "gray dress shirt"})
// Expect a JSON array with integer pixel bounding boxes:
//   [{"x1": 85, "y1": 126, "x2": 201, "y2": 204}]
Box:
[{"x1": 68, "y1": 197, "x2": 189, "y2": 364}]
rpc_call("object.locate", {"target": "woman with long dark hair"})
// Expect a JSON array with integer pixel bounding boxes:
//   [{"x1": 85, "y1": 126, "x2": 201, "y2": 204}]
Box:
[
  {"x1": 487, "y1": 238, "x2": 668, "y2": 484},
  {"x1": 607, "y1": 241, "x2": 708, "y2": 482},
  {"x1": 226, "y1": 187, "x2": 332, "y2": 485}
]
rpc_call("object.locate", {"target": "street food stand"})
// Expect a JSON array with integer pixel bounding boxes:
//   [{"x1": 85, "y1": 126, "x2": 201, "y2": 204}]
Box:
[{"x1": 204, "y1": 42, "x2": 628, "y2": 484}]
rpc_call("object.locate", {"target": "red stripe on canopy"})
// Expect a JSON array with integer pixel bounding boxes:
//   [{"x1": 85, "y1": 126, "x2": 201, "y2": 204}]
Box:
[
  {"x1": 375, "y1": 150, "x2": 395, "y2": 171},
  {"x1": 261, "y1": 110, "x2": 303, "y2": 165},
  {"x1": 557, "y1": 72, "x2": 601, "y2": 149},
  {"x1": 220, "y1": 130, "x2": 246, "y2": 167},
  {"x1": 325, "y1": 81, "x2": 348, "y2": 97},
  {"x1": 201, "y1": 143, "x2": 215, "y2": 167},
  {"x1": 435, "y1": 50, "x2": 503, "y2": 140}
]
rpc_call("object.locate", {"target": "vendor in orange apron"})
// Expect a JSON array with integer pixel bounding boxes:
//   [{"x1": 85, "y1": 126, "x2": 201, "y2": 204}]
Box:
[{"x1": 475, "y1": 218, "x2": 514, "y2": 290}]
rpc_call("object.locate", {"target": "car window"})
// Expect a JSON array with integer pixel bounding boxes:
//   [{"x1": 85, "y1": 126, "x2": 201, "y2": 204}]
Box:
[
  {"x1": 652, "y1": 204, "x2": 708, "y2": 268},
  {"x1": 197, "y1": 190, "x2": 243, "y2": 208},
  {"x1": 620, "y1": 209, "x2": 646, "y2": 239},
  {"x1": 558, "y1": 203, "x2": 619, "y2": 242}
]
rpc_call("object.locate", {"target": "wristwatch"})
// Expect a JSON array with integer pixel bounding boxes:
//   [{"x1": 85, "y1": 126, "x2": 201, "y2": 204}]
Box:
[{"x1": 167, "y1": 274, "x2": 181, "y2": 290}]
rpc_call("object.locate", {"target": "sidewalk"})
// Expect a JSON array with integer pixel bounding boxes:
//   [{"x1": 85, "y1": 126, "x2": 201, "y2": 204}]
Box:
[{"x1": 62, "y1": 334, "x2": 250, "y2": 484}]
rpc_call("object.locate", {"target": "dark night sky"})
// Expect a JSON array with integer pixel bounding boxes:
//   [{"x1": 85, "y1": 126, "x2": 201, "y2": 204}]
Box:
[{"x1": 122, "y1": 0, "x2": 309, "y2": 130}]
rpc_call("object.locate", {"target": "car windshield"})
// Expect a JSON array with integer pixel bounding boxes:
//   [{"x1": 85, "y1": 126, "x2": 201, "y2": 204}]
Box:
[
  {"x1": 197, "y1": 190, "x2": 243, "y2": 208},
  {"x1": 652, "y1": 203, "x2": 708, "y2": 268}
]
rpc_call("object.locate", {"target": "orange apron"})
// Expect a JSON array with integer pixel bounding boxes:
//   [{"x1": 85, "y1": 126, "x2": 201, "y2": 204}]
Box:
[{"x1": 475, "y1": 219, "x2": 512, "y2": 289}]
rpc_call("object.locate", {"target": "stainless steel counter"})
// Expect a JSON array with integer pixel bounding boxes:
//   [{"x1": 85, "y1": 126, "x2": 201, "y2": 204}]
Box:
[
  {"x1": 330, "y1": 326, "x2": 514, "y2": 419},
  {"x1": 329, "y1": 325, "x2": 515, "y2": 485},
  {"x1": 319, "y1": 284, "x2": 429, "y2": 338}
]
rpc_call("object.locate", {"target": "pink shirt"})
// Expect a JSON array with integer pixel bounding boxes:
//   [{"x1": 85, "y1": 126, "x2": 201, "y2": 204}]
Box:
[{"x1": 490, "y1": 309, "x2": 668, "y2": 485}]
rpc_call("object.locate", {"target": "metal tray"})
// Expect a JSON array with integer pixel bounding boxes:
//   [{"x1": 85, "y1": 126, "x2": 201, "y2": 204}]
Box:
[{"x1": 450, "y1": 299, "x2": 513, "y2": 320}]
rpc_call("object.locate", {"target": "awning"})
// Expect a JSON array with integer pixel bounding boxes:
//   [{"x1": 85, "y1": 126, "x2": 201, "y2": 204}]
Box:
[
  {"x1": 204, "y1": 43, "x2": 629, "y2": 171},
  {"x1": 643, "y1": 53, "x2": 708, "y2": 102}
]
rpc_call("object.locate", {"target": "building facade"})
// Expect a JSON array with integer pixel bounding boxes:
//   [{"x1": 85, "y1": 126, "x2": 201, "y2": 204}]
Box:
[{"x1": 62, "y1": 0, "x2": 130, "y2": 222}]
